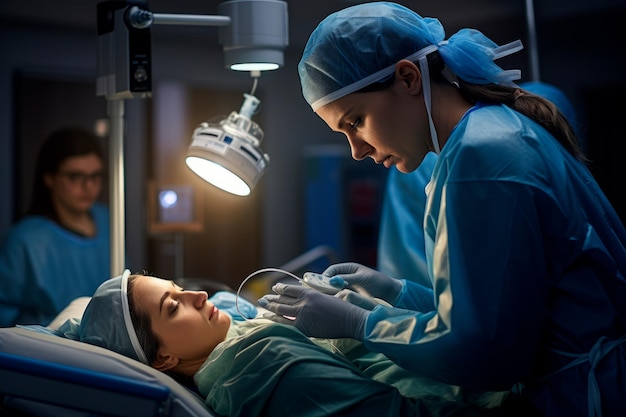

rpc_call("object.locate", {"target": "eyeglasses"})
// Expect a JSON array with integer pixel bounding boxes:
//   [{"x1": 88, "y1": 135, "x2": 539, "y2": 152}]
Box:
[{"x1": 57, "y1": 171, "x2": 105, "y2": 186}]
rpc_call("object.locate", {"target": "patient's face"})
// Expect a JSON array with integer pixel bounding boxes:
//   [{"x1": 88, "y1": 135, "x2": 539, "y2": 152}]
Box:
[{"x1": 133, "y1": 275, "x2": 231, "y2": 367}]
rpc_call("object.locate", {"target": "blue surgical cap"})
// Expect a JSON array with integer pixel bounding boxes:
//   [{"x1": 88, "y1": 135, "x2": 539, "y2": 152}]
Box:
[
  {"x1": 299, "y1": 1, "x2": 523, "y2": 112},
  {"x1": 59, "y1": 273, "x2": 252, "y2": 364},
  {"x1": 64, "y1": 270, "x2": 149, "y2": 364}
]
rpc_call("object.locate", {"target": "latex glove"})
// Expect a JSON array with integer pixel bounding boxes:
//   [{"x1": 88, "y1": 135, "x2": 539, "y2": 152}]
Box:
[
  {"x1": 335, "y1": 289, "x2": 388, "y2": 311},
  {"x1": 324, "y1": 262, "x2": 404, "y2": 305},
  {"x1": 258, "y1": 283, "x2": 369, "y2": 340}
]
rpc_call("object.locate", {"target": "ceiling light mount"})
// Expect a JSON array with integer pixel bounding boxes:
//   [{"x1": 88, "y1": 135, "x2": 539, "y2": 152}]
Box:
[{"x1": 218, "y1": 0, "x2": 289, "y2": 71}]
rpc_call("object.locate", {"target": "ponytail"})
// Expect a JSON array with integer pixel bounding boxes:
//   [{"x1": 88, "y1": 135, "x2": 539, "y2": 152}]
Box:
[
  {"x1": 457, "y1": 81, "x2": 586, "y2": 161},
  {"x1": 427, "y1": 51, "x2": 585, "y2": 162}
]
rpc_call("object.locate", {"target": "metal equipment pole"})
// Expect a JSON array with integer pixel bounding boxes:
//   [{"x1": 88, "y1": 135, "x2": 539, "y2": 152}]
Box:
[
  {"x1": 108, "y1": 98, "x2": 126, "y2": 275},
  {"x1": 525, "y1": 0, "x2": 541, "y2": 81}
]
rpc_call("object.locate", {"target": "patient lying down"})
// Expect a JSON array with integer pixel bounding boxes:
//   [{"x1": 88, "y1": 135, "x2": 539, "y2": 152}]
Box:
[{"x1": 59, "y1": 270, "x2": 518, "y2": 417}]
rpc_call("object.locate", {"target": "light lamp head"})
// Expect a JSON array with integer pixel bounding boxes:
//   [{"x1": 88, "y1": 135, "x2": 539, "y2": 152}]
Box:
[{"x1": 185, "y1": 94, "x2": 269, "y2": 196}]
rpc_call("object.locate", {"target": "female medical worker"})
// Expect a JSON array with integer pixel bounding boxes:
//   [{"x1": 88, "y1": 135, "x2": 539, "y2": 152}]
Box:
[
  {"x1": 0, "y1": 127, "x2": 111, "y2": 327},
  {"x1": 377, "y1": 82, "x2": 582, "y2": 288},
  {"x1": 259, "y1": 2, "x2": 626, "y2": 417}
]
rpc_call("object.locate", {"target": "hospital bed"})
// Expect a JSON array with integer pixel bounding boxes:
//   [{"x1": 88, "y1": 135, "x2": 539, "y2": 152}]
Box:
[
  {"x1": 0, "y1": 245, "x2": 338, "y2": 417},
  {"x1": 0, "y1": 326, "x2": 214, "y2": 417}
]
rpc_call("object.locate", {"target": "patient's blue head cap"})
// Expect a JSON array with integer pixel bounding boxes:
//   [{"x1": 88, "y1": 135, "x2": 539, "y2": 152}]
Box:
[
  {"x1": 77, "y1": 270, "x2": 149, "y2": 364},
  {"x1": 299, "y1": 1, "x2": 523, "y2": 111}
]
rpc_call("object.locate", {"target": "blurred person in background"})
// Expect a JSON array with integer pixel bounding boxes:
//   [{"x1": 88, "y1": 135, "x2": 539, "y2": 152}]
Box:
[{"x1": 0, "y1": 126, "x2": 110, "y2": 327}]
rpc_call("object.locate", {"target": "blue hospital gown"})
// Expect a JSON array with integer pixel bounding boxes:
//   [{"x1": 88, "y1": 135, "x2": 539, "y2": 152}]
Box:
[
  {"x1": 377, "y1": 152, "x2": 438, "y2": 287},
  {"x1": 0, "y1": 203, "x2": 111, "y2": 327},
  {"x1": 194, "y1": 319, "x2": 503, "y2": 417},
  {"x1": 363, "y1": 104, "x2": 626, "y2": 417}
]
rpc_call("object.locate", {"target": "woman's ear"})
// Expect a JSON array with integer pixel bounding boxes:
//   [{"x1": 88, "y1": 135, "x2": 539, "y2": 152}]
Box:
[
  {"x1": 394, "y1": 60, "x2": 422, "y2": 95},
  {"x1": 152, "y1": 350, "x2": 179, "y2": 371}
]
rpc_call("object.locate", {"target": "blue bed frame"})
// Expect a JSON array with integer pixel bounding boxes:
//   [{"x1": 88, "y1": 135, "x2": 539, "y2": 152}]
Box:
[{"x1": 0, "y1": 327, "x2": 217, "y2": 417}]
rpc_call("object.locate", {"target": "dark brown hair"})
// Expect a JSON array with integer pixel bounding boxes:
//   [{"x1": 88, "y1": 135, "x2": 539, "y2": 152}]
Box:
[
  {"x1": 27, "y1": 126, "x2": 105, "y2": 219},
  {"x1": 429, "y1": 52, "x2": 585, "y2": 161}
]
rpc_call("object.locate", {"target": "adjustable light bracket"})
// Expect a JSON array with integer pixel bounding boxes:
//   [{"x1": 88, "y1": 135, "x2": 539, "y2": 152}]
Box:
[{"x1": 96, "y1": 0, "x2": 285, "y2": 274}]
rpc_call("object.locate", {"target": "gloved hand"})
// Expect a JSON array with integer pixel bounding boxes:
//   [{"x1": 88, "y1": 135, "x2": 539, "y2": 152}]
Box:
[
  {"x1": 258, "y1": 283, "x2": 369, "y2": 340},
  {"x1": 324, "y1": 262, "x2": 404, "y2": 305},
  {"x1": 335, "y1": 289, "x2": 389, "y2": 310}
]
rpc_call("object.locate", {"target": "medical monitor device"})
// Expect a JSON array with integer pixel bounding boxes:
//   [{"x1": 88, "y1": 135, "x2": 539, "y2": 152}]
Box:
[
  {"x1": 97, "y1": 1, "x2": 152, "y2": 100},
  {"x1": 301, "y1": 272, "x2": 341, "y2": 295},
  {"x1": 147, "y1": 182, "x2": 204, "y2": 234}
]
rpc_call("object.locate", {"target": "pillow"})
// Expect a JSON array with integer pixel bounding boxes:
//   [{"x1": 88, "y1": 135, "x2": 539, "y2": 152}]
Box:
[{"x1": 47, "y1": 296, "x2": 91, "y2": 331}]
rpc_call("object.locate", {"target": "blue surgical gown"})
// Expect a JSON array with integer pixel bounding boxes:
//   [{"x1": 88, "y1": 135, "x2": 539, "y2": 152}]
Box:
[
  {"x1": 0, "y1": 203, "x2": 111, "y2": 327},
  {"x1": 377, "y1": 152, "x2": 437, "y2": 287},
  {"x1": 363, "y1": 104, "x2": 626, "y2": 417}
]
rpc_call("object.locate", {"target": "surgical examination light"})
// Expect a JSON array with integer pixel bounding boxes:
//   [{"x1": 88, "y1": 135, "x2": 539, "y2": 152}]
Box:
[
  {"x1": 96, "y1": 0, "x2": 288, "y2": 274},
  {"x1": 186, "y1": 73, "x2": 270, "y2": 196}
]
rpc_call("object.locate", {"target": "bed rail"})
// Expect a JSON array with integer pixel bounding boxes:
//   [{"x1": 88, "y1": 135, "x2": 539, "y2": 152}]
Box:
[{"x1": 0, "y1": 351, "x2": 171, "y2": 417}]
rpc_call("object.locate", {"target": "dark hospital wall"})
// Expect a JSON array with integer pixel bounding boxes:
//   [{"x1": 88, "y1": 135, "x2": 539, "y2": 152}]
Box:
[
  {"x1": 534, "y1": 7, "x2": 626, "y2": 225},
  {"x1": 585, "y1": 86, "x2": 626, "y2": 225}
]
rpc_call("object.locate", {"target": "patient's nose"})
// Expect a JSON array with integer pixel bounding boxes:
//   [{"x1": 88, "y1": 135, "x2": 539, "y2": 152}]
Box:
[
  {"x1": 183, "y1": 290, "x2": 208, "y2": 308},
  {"x1": 193, "y1": 291, "x2": 209, "y2": 308}
]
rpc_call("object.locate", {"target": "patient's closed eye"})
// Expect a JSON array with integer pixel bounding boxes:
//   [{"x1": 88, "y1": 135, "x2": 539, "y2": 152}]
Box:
[{"x1": 169, "y1": 300, "x2": 179, "y2": 315}]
